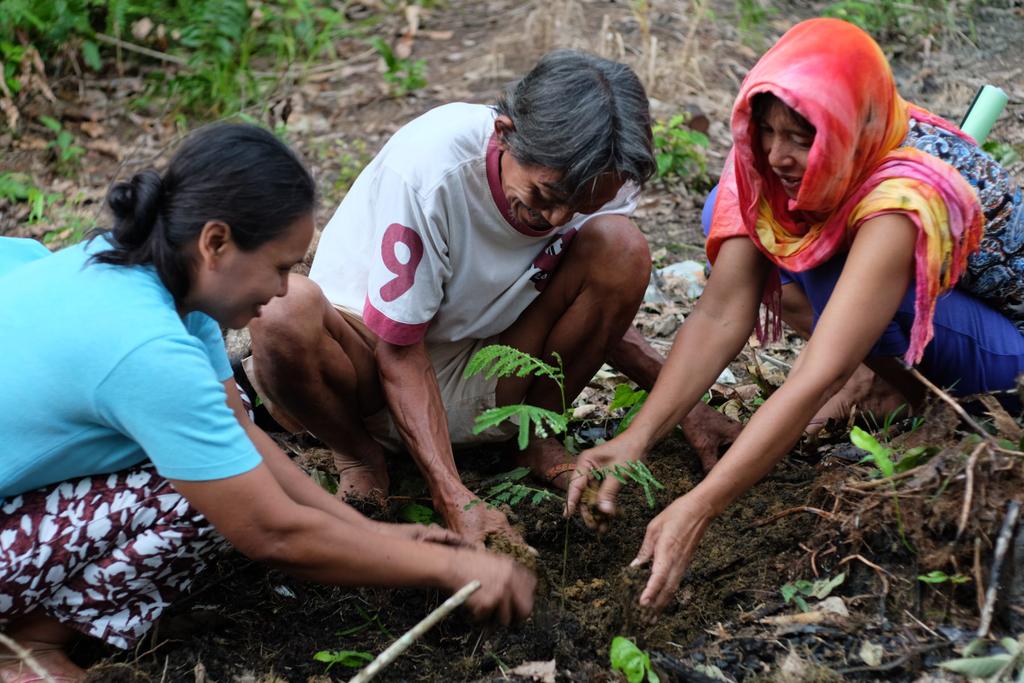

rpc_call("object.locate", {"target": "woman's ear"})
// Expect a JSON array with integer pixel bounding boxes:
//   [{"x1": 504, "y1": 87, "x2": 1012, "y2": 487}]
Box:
[{"x1": 195, "y1": 220, "x2": 232, "y2": 269}]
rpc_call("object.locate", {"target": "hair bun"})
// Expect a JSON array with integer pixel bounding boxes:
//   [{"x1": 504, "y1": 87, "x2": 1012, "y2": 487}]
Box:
[{"x1": 106, "y1": 170, "x2": 162, "y2": 244}]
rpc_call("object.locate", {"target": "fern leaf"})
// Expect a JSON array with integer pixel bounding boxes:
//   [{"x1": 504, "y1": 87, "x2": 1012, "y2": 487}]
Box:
[
  {"x1": 463, "y1": 344, "x2": 561, "y2": 382},
  {"x1": 473, "y1": 404, "x2": 567, "y2": 449}
]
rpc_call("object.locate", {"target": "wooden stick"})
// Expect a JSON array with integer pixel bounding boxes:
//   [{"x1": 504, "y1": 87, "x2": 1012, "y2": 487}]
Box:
[
  {"x1": 94, "y1": 33, "x2": 187, "y2": 66},
  {"x1": 0, "y1": 634, "x2": 57, "y2": 683},
  {"x1": 348, "y1": 581, "x2": 481, "y2": 683},
  {"x1": 978, "y1": 501, "x2": 1020, "y2": 637}
]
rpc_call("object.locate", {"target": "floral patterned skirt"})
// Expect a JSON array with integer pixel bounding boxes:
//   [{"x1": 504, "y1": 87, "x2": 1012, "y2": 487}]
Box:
[{"x1": 0, "y1": 464, "x2": 226, "y2": 649}]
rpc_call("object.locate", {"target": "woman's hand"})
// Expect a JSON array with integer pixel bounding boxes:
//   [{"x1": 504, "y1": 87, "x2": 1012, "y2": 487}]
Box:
[
  {"x1": 446, "y1": 550, "x2": 537, "y2": 626},
  {"x1": 369, "y1": 521, "x2": 470, "y2": 547},
  {"x1": 564, "y1": 432, "x2": 649, "y2": 528},
  {"x1": 631, "y1": 492, "x2": 716, "y2": 616}
]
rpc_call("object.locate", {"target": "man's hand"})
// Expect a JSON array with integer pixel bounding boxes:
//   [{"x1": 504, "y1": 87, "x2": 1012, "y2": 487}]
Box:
[
  {"x1": 439, "y1": 490, "x2": 532, "y2": 551},
  {"x1": 446, "y1": 549, "x2": 537, "y2": 626},
  {"x1": 630, "y1": 492, "x2": 715, "y2": 616},
  {"x1": 680, "y1": 402, "x2": 741, "y2": 473},
  {"x1": 564, "y1": 432, "x2": 647, "y2": 528}
]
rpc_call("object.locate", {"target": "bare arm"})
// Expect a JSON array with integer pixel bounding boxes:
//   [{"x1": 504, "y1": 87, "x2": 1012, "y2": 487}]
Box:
[
  {"x1": 566, "y1": 236, "x2": 769, "y2": 513},
  {"x1": 171, "y1": 465, "x2": 535, "y2": 624},
  {"x1": 223, "y1": 379, "x2": 462, "y2": 544},
  {"x1": 635, "y1": 214, "x2": 918, "y2": 612},
  {"x1": 373, "y1": 339, "x2": 528, "y2": 549}
]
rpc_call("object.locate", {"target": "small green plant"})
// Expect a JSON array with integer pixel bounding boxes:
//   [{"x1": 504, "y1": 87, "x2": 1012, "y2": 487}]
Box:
[
  {"x1": 397, "y1": 502, "x2": 441, "y2": 525},
  {"x1": 593, "y1": 461, "x2": 664, "y2": 508},
  {"x1": 464, "y1": 345, "x2": 570, "y2": 450},
  {"x1": 609, "y1": 383, "x2": 648, "y2": 435},
  {"x1": 780, "y1": 572, "x2": 845, "y2": 612},
  {"x1": 370, "y1": 36, "x2": 427, "y2": 97},
  {"x1": 312, "y1": 648, "x2": 373, "y2": 672},
  {"x1": 0, "y1": 172, "x2": 59, "y2": 222},
  {"x1": 610, "y1": 636, "x2": 660, "y2": 683},
  {"x1": 940, "y1": 635, "x2": 1024, "y2": 681},
  {"x1": 465, "y1": 466, "x2": 563, "y2": 511},
  {"x1": 39, "y1": 116, "x2": 84, "y2": 176},
  {"x1": 822, "y1": 0, "x2": 977, "y2": 47},
  {"x1": 918, "y1": 570, "x2": 970, "y2": 585},
  {"x1": 850, "y1": 426, "x2": 919, "y2": 553},
  {"x1": 651, "y1": 114, "x2": 709, "y2": 182}
]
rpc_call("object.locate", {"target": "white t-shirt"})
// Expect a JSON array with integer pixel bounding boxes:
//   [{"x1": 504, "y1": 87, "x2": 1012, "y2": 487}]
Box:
[{"x1": 310, "y1": 103, "x2": 638, "y2": 346}]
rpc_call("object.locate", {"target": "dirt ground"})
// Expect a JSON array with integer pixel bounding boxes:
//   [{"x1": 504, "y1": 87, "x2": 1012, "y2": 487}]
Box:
[{"x1": 4, "y1": 0, "x2": 1024, "y2": 681}]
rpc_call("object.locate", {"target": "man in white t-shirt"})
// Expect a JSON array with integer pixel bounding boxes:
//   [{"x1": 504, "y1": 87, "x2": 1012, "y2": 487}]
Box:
[{"x1": 247, "y1": 51, "x2": 738, "y2": 545}]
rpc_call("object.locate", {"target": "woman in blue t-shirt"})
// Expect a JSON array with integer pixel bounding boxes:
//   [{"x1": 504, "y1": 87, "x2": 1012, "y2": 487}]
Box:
[{"x1": 0, "y1": 124, "x2": 534, "y2": 681}]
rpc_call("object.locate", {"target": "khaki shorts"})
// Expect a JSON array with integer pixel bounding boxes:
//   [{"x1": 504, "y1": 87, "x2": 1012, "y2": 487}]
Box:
[{"x1": 243, "y1": 305, "x2": 518, "y2": 453}]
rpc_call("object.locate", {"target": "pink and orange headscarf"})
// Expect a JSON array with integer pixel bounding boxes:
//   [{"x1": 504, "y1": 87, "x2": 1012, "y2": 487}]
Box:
[{"x1": 707, "y1": 18, "x2": 983, "y2": 364}]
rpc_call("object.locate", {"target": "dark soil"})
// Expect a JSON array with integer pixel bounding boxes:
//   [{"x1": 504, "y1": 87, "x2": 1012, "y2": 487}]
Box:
[{"x1": 6, "y1": 0, "x2": 1024, "y2": 680}]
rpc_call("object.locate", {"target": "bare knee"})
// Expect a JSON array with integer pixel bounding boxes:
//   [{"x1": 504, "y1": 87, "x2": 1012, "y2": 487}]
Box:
[
  {"x1": 574, "y1": 214, "x2": 652, "y2": 299},
  {"x1": 251, "y1": 274, "x2": 329, "y2": 359}
]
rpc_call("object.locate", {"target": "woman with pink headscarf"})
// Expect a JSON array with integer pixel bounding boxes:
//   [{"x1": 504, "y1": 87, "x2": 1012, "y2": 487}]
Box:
[{"x1": 566, "y1": 18, "x2": 1024, "y2": 614}]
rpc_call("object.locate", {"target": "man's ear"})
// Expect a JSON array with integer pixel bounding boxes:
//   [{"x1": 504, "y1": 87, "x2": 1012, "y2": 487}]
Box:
[
  {"x1": 195, "y1": 220, "x2": 232, "y2": 269},
  {"x1": 493, "y1": 115, "x2": 515, "y2": 150}
]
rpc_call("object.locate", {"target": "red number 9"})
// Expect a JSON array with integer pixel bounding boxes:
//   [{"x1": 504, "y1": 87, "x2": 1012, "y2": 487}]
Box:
[{"x1": 379, "y1": 223, "x2": 424, "y2": 302}]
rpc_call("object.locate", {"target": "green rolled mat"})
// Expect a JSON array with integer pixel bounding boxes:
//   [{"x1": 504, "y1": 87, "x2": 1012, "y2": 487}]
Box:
[{"x1": 959, "y1": 84, "x2": 1008, "y2": 144}]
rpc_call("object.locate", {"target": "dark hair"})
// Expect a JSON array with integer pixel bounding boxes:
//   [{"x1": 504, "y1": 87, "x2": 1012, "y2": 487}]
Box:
[
  {"x1": 751, "y1": 92, "x2": 815, "y2": 136},
  {"x1": 494, "y1": 50, "x2": 655, "y2": 204},
  {"x1": 92, "y1": 123, "x2": 316, "y2": 300}
]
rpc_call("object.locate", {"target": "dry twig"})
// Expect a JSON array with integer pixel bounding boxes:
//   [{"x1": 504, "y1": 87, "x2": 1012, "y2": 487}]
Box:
[
  {"x1": 957, "y1": 441, "x2": 987, "y2": 540},
  {"x1": 977, "y1": 501, "x2": 1020, "y2": 637},
  {"x1": 0, "y1": 634, "x2": 56, "y2": 683}
]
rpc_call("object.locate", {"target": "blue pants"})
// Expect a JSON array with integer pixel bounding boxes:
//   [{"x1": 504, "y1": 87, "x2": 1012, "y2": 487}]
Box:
[{"x1": 701, "y1": 186, "x2": 1024, "y2": 397}]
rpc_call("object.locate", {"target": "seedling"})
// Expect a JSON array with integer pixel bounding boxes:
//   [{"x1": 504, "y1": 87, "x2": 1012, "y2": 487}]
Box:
[
  {"x1": 917, "y1": 570, "x2": 970, "y2": 585},
  {"x1": 312, "y1": 649, "x2": 373, "y2": 672},
  {"x1": 593, "y1": 462, "x2": 664, "y2": 508},
  {"x1": 780, "y1": 572, "x2": 845, "y2": 612},
  {"x1": 464, "y1": 345, "x2": 570, "y2": 450},
  {"x1": 610, "y1": 636, "x2": 660, "y2": 683},
  {"x1": 464, "y1": 346, "x2": 665, "y2": 508},
  {"x1": 464, "y1": 467, "x2": 563, "y2": 511}
]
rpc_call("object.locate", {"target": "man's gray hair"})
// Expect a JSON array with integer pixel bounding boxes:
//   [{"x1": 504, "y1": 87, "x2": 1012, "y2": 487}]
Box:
[{"x1": 494, "y1": 50, "x2": 655, "y2": 203}]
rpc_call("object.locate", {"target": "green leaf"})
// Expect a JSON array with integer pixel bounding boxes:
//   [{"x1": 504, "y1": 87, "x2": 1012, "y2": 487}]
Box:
[
  {"x1": 397, "y1": 503, "x2": 438, "y2": 525},
  {"x1": 464, "y1": 344, "x2": 561, "y2": 382},
  {"x1": 313, "y1": 649, "x2": 373, "y2": 671},
  {"x1": 610, "y1": 384, "x2": 647, "y2": 411},
  {"x1": 610, "y1": 636, "x2": 657, "y2": 683},
  {"x1": 81, "y1": 40, "x2": 101, "y2": 71},
  {"x1": 781, "y1": 583, "x2": 798, "y2": 603},
  {"x1": 850, "y1": 426, "x2": 894, "y2": 477},
  {"x1": 472, "y1": 404, "x2": 567, "y2": 448},
  {"x1": 39, "y1": 115, "x2": 62, "y2": 132},
  {"x1": 808, "y1": 572, "x2": 845, "y2": 600},
  {"x1": 939, "y1": 654, "x2": 1013, "y2": 677}
]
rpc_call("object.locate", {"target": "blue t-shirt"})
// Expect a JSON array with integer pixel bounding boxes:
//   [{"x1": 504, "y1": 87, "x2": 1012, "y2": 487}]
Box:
[{"x1": 0, "y1": 235, "x2": 262, "y2": 498}]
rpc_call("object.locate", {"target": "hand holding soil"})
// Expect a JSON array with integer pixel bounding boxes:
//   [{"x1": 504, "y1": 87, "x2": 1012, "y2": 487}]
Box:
[
  {"x1": 631, "y1": 493, "x2": 715, "y2": 616},
  {"x1": 565, "y1": 433, "x2": 649, "y2": 526},
  {"x1": 445, "y1": 549, "x2": 536, "y2": 627},
  {"x1": 440, "y1": 489, "x2": 533, "y2": 552}
]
